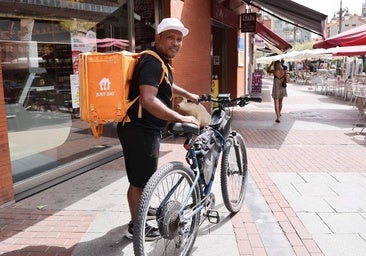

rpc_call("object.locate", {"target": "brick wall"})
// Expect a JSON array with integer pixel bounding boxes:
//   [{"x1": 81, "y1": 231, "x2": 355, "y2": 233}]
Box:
[
  {"x1": 0, "y1": 53, "x2": 15, "y2": 205},
  {"x1": 171, "y1": 0, "x2": 212, "y2": 97},
  {"x1": 170, "y1": 0, "x2": 244, "y2": 98}
]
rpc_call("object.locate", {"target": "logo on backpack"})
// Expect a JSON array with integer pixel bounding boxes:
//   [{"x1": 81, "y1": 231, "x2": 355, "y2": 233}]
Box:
[
  {"x1": 96, "y1": 77, "x2": 114, "y2": 97},
  {"x1": 99, "y1": 77, "x2": 111, "y2": 91}
]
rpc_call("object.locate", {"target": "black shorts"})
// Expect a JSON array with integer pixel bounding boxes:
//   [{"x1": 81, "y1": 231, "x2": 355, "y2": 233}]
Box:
[{"x1": 117, "y1": 123, "x2": 161, "y2": 188}]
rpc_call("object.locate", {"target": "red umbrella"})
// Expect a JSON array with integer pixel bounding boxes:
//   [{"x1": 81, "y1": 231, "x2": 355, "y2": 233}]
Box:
[
  {"x1": 313, "y1": 24, "x2": 366, "y2": 49},
  {"x1": 330, "y1": 45, "x2": 366, "y2": 56}
]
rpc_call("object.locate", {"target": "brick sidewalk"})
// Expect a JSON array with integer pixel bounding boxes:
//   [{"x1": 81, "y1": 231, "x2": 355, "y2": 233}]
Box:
[
  {"x1": 231, "y1": 79, "x2": 366, "y2": 256},
  {"x1": 1, "y1": 78, "x2": 365, "y2": 255}
]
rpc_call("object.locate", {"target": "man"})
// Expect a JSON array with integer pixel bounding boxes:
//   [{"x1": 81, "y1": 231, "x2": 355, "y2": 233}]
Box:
[{"x1": 117, "y1": 18, "x2": 200, "y2": 240}]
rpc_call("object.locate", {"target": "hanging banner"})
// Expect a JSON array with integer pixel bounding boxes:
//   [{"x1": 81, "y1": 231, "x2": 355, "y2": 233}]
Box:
[{"x1": 254, "y1": 35, "x2": 265, "y2": 49}]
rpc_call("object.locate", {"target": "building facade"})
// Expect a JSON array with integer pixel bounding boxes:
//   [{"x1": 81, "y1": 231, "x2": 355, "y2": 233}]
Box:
[
  {"x1": 271, "y1": 17, "x2": 311, "y2": 44},
  {"x1": 328, "y1": 13, "x2": 366, "y2": 37},
  {"x1": 0, "y1": 0, "x2": 247, "y2": 205}
]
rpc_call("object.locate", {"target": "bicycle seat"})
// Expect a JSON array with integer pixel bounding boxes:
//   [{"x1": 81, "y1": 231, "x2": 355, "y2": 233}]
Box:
[{"x1": 169, "y1": 122, "x2": 200, "y2": 135}]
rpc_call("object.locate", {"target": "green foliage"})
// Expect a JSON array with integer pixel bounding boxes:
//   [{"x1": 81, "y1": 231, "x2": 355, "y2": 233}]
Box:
[{"x1": 291, "y1": 41, "x2": 314, "y2": 51}]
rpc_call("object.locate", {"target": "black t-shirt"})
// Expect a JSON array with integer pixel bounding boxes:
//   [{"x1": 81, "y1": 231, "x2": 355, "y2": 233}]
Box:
[{"x1": 126, "y1": 49, "x2": 173, "y2": 131}]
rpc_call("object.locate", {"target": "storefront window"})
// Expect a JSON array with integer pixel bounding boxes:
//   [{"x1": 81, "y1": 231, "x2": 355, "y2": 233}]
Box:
[{"x1": 1, "y1": 0, "x2": 159, "y2": 189}]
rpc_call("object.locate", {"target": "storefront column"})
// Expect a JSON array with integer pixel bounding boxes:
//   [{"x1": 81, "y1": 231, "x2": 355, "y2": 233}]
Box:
[{"x1": 0, "y1": 54, "x2": 14, "y2": 205}]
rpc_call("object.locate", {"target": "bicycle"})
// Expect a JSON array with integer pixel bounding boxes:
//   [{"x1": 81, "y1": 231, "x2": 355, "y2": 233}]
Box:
[{"x1": 133, "y1": 93, "x2": 261, "y2": 256}]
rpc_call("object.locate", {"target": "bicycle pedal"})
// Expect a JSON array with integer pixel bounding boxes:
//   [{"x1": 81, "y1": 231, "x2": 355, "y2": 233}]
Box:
[{"x1": 204, "y1": 210, "x2": 220, "y2": 224}]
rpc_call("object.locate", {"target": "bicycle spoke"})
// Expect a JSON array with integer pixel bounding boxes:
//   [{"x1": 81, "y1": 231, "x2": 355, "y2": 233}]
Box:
[
  {"x1": 134, "y1": 162, "x2": 200, "y2": 256},
  {"x1": 221, "y1": 133, "x2": 248, "y2": 213}
]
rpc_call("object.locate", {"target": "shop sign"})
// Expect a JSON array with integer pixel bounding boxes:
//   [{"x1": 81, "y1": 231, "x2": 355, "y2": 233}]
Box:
[
  {"x1": 240, "y1": 13, "x2": 256, "y2": 33},
  {"x1": 254, "y1": 35, "x2": 265, "y2": 49},
  {"x1": 211, "y1": 1, "x2": 239, "y2": 28}
]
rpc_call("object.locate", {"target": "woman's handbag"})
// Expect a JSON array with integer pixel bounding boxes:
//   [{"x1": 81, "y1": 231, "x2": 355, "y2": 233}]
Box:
[
  {"x1": 282, "y1": 80, "x2": 287, "y2": 88},
  {"x1": 282, "y1": 71, "x2": 289, "y2": 87}
]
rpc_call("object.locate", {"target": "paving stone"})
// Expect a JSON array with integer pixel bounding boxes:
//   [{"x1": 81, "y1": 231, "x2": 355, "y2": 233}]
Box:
[
  {"x1": 193, "y1": 234, "x2": 240, "y2": 256},
  {"x1": 330, "y1": 172, "x2": 366, "y2": 184},
  {"x1": 255, "y1": 221, "x2": 283, "y2": 234},
  {"x1": 298, "y1": 172, "x2": 340, "y2": 184},
  {"x1": 296, "y1": 212, "x2": 332, "y2": 234},
  {"x1": 269, "y1": 173, "x2": 306, "y2": 184},
  {"x1": 313, "y1": 234, "x2": 366, "y2": 256},
  {"x1": 328, "y1": 183, "x2": 366, "y2": 197},
  {"x1": 260, "y1": 233, "x2": 292, "y2": 248},
  {"x1": 318, "y1": 212, "x2": 366, "y2": 233},
  {"x1": 324, "y1": 196, "x2": 366, "y2": 212},
  {"x1": 294, "y1": 183, "x2": 338, "y2": 197},
  {"x1": 266, "y1": 247, "x2": 296, "y2": 256},
  {"x1": 285, "y1": 195, "x2": 335, "y2": 212},
  {"x1": 275, "y1": 183, "x2": 302, "y2": 198}
]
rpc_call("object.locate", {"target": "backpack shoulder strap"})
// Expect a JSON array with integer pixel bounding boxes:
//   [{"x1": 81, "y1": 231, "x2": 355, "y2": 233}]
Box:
[
  {"x1": 140, "y1": 50, "x2": 170, "y2": 85},
  {"x1": 127, "y1": 50, "x2": 170, "y2": 121}
]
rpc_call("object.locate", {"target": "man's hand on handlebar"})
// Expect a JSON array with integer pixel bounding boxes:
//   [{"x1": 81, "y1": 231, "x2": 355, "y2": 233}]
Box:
[
  {"x1": 181, "y1": 115, "x2": 200, "y2": 127},
  {"x1": 186, "y1": 93, "x2": 200, "y2": 104}
]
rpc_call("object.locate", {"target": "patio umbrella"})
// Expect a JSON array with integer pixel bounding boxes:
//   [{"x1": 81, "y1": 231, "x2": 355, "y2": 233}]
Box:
[
  {"x1": 313, "y1": 24, "x2": 366, "y2": 49},
  {"x1": 330, "y1": 45, "x2": 366, "y2": 56}
]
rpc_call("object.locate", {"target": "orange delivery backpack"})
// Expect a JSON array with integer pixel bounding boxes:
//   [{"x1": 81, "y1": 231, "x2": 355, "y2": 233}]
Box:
[{"x1": 79, "y1": 50, "x2": 168, "y2": 138}]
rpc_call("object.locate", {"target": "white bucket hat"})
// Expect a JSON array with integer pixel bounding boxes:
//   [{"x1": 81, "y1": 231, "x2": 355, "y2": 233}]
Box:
[{"x1": 157, "y1": 18, "x2": 189, "y2": 37}]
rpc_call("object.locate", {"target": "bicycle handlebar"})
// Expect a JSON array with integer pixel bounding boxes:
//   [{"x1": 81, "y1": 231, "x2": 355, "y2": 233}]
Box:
[
  {"x1": 169, "y1": 94, "x2": 261, "y2": 137},
  {"x1": 199, "y1": 94, "x2": 262, "y2": 108}
]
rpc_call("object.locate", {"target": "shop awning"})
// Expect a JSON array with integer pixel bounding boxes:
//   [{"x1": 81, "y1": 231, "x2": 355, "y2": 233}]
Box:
[
  {"x1": 330, "y1": 45, "x2": 366, "y2": 57},
  {"x1": 256, "y1": 21, "x2": 292, "y2": 52},
  {"x1": 313, "y1": 24, "x2": 366, "y2": 49},
  {"x1": 244, "y1": 0, "x2": 328, "y2": 38}
]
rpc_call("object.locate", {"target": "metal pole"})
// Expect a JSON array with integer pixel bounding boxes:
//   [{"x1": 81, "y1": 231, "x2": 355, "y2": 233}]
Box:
[
  {"x1": 338, "y1": 0, "x2": 342, "y2": 33},
  {"x1": 128, "y1": 0, "x2": 135, "y2": 52}
]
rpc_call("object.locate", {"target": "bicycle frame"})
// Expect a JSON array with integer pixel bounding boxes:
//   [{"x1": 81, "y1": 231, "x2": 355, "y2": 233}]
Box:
[{"x1": 178, "y1": 127, "x2": 226, "y2": 222}]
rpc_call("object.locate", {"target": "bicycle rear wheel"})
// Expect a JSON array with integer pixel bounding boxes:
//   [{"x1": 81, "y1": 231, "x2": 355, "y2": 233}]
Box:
[
  {"x1": 133, "y1": 161, "x2": 201, "y2": 256},
  {"x1": 220, "y1": 131, "x2": 248, "y2": 213}
]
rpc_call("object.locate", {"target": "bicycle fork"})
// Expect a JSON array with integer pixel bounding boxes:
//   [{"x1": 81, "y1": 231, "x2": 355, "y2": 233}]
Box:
[{"x1": 232, "y1": 131, "x2": 244, "y2": 175}]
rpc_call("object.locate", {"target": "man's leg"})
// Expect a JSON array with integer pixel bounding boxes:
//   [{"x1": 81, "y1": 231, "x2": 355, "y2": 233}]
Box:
[{"x1": 128, "y1": 184, "x2": 143, "y2": 222}]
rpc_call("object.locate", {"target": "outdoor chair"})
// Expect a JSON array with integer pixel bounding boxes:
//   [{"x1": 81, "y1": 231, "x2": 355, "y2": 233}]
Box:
[
  {"x1": 349, "y1": 83, "x2": 365, "y2": 105},
  {"x1": 310, "y1": 75, "x2": 325, "y2": 93},
  {"x1": 352, "y1": 86, "x2": 366, "y2": 135},
  {"x1": 343, "y1": 81, "x2": 354, "y2": 101},
  {"x1": 324, "y1": 78, "x2": 337, "y2": 95}
]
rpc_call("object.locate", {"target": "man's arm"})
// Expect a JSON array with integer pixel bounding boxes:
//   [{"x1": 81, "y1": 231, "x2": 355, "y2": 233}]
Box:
[
  {"x1": 172, "y1": 83, "x2": 199, "y2": 104},
  {"x1": 139, "y1": 85, "x2": 200, "y2": 126}
]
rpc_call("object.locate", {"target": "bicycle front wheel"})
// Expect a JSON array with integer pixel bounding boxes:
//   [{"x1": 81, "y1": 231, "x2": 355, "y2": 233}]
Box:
[
  {"x1": 133, "y1": 161, "x2": 201, "y2": 256},
  {"x1": 220, "y1": 131, "x2": 248, "y2": 213}
]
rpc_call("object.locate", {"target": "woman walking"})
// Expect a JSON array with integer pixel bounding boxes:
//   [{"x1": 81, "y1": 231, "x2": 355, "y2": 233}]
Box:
[{"x1": 267, "y1": 60, "x2": 288, "y2": 123}]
